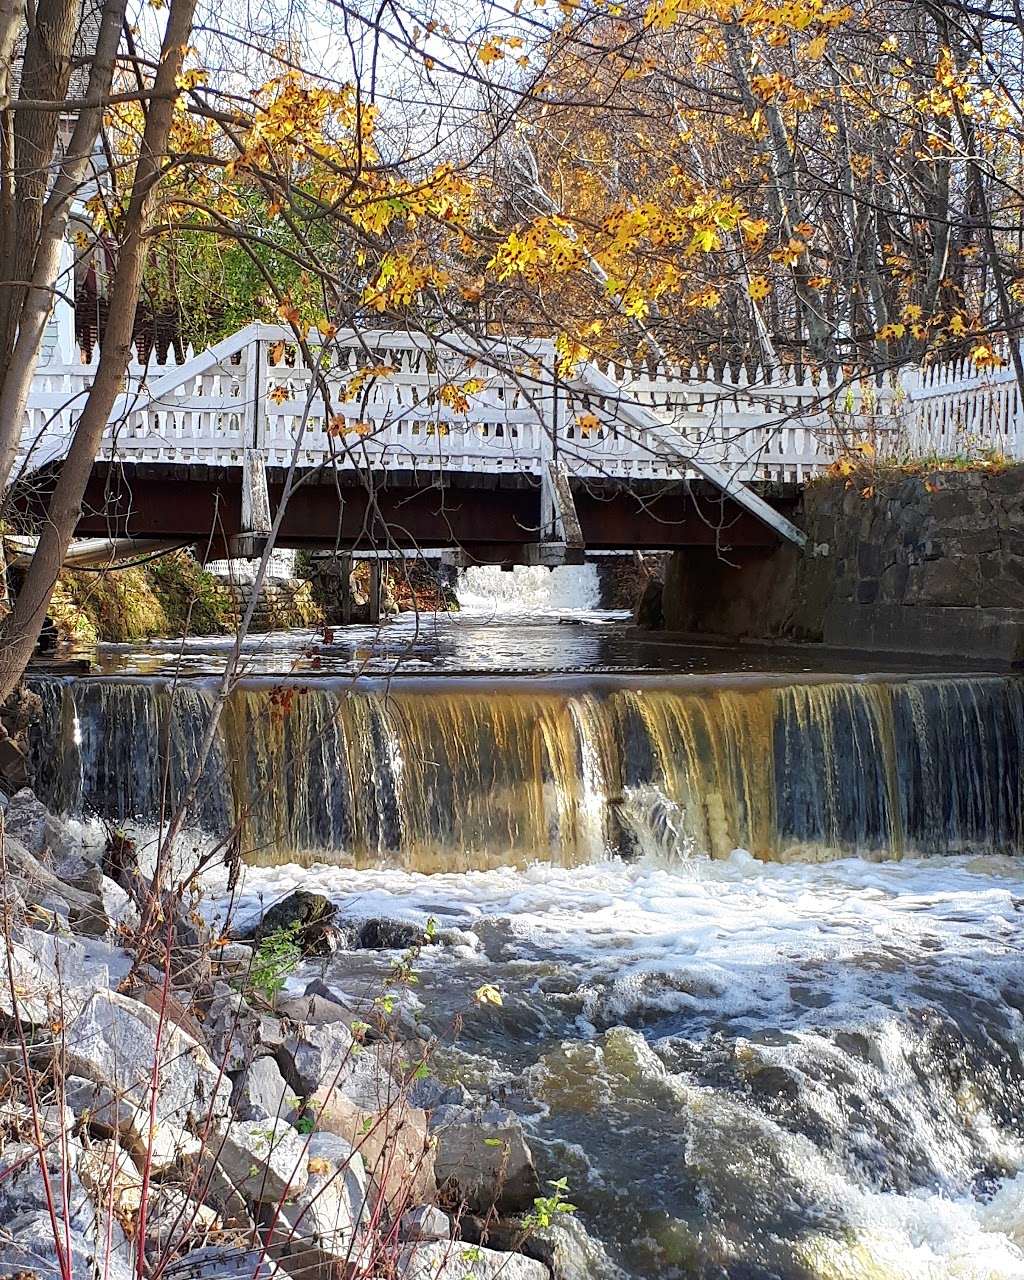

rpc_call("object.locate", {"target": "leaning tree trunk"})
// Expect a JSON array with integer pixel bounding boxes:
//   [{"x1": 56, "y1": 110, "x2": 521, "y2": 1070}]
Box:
[
  {"x1": 0, "y1": 0, "x2": 198, "y2": 703},
  {"x1": 0, "y1": 0, "x2": 130, "y2": 496}
]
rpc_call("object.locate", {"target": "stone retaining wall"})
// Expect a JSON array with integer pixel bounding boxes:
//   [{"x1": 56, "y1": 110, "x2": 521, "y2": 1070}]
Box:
[{"x1": 661, "y1": 466, "x2": 1024, "y2": 664}]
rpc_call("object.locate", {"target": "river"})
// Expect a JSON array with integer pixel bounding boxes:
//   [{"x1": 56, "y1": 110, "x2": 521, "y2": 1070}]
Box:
[{"x1": 27, "y1": 564, "x2": 1024, "y2": 1279}]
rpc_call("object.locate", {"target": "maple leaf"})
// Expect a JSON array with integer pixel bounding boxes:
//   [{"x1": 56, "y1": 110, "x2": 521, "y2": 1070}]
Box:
[
  {"x1": 277, "y1": 301, "x2": 301, "y2": 326},
  {"x1": 748, "y1": 276, "x2": 772, "y2": 301},
  {"x1": 269, "y1": 340, "x2": 286, "y2": 366},
  {"x1": 269, "y1": 385, "x2": 290, "y2": 404},
  {"x1": 971, "y1": 343, "x2": 1004, "y2": 370},
  {"x1": 876, "y1": 322, "x2": 906, "y2": 340},
  {"x1": 478, "y1": 41, "x2": 505, "y2": 65},
  {"x1": 576, "y1": 412, "x2": 601, "y2": 436}
]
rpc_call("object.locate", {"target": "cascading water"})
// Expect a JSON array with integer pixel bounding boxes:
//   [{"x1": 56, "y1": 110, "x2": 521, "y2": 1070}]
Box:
[
  {"x1": 26, "y1": 641, "x2": 1024, "y2": 1278},
  {"x1": 30, "y1": 673, "x2": 1024, "y2": 866},
  {"x1": 456, "y1": 563, "x2": 602, "y2": 613}
]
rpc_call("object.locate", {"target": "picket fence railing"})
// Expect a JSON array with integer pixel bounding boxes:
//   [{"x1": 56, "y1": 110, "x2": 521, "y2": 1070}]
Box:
[{"x1": 20, "y1": 325, "x2": 1023, "y2": 487}]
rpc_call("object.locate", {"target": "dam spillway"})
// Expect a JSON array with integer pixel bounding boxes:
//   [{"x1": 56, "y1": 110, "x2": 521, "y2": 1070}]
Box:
[{"x1": 28, "y1": 672, "x2": 1024, "y2": 867}]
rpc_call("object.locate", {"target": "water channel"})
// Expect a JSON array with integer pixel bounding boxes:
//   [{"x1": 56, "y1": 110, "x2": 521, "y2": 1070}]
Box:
[{"x1": 27, "y1": 564, "x2": 1024, "y2": 1278}]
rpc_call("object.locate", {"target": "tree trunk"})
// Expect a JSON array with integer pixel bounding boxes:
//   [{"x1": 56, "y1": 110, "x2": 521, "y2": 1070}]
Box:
[
  {"x1": 0, "y1": 0, "x2": 79, "y2": 363},
  {"x1": 0, "y1": 0, "x2": 26, "y2": 111},
  {"x1": 0, "y1": 0, "x2": 198, "y2": 703},
  {"x1": 0, "y1": 0, "x2": 129, "y2": 495}
]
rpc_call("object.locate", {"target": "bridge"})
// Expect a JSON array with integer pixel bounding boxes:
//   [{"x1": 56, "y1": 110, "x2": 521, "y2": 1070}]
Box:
[{"x1": 17, "y1": 322, "x2": 1017, "y2": 566}]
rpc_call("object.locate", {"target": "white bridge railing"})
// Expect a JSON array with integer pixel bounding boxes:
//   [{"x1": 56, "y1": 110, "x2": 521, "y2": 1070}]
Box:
[{"x1": 20, "y1": 323, "x2": 1024, "y2": 487}]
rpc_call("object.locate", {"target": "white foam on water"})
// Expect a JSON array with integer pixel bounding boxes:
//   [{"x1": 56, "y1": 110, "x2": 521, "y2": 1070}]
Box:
[
  {"x1": 456, "y1": 563, "x2": 601, "y2": 614},
  {"x1": 203, "y1": 851, "x2": 1024, "y2": 1278},
  {"x1": 210, "y1": 851, "x2": 1024, "y2": 1031}
]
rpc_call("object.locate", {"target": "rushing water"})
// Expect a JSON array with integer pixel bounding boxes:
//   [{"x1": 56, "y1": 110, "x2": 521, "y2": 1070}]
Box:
[{"x1": 27, "y1": 572, "x2": 1024, "y2": 1278}]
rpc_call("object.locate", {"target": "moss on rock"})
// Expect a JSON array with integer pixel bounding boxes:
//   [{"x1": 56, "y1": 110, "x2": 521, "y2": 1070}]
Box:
[{"x1": 49, "y1": 550, "x2": 232, "y2": 643}]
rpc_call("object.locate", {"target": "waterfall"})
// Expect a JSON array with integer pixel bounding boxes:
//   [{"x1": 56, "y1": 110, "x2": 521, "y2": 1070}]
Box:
[
  {"x1": 456, "y1": 563, "x2": 601, "y2": 613},
  {"x1": 29, "y1": 674, "x2": 1024, "y2": 869}
]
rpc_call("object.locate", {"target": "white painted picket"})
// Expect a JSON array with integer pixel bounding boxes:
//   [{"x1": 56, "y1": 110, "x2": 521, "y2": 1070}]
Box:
[{"x1": 20, "y1": 325, "x2": 1024, "y2": 486}]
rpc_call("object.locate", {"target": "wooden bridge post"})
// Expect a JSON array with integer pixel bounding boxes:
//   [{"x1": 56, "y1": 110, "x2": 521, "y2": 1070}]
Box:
[
  {"x1": 339, "y1": 553, "x2": 353, "y2": 625},
  {"x1": 237, "y1": 333, "x2": 272, "y2": 558},
  {"x1": 368, "y1": 560, "x2": 383, "y2": 624}
]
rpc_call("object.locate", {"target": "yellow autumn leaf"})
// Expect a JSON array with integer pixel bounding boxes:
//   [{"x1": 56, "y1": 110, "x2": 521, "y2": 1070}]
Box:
[
  {"x1": 807, "y1": 34, "x2": 827, "y2": 59},
  {"x1": 748, "y1": 276, "x2": 772, "y2": 301},
  {"x1": 576, "y1": 413, "x2": 601, "y2": 436},
  {"x1": 971, "y1": 343, "x2": 1004, "y2": 370},
  {"x1": 475, "y1": 984, "x2": 503, "y2": 1007},
  {"x1": 854, "y1": 440, "x2": 875, "y2": 457},
  {"x1": 478, "y1": 41, "x2": 504, "y2": 65}
]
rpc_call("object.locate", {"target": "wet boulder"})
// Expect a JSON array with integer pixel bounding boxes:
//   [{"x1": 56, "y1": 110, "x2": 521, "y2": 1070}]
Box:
[
  {"x1": 634, "y1": 578, "x2": 664, "y2": 630},
  {"x1": 357, "y1": 917, "x2": 435, "y2": 951},
  {"x1": 248, "y1": 890, "x2": 340, "y2": 956},
  {"x1": 430, "y1": 1105, "x2": 540, "y2": 1214}
]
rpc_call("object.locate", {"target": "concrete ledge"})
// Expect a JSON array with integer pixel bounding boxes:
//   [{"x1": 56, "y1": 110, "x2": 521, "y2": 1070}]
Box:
[{"x1": 822, "y1": 603, "x2": 1024, "y2": 666}]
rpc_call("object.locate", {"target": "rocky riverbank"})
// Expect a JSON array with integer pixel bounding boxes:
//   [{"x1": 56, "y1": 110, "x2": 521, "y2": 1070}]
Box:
[{"x1": 0, "y1": 790, "x2": 597, "y2": 1280}]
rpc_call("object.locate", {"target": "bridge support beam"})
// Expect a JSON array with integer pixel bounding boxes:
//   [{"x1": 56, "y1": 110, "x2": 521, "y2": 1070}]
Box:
[
  {"x1": 234, "y1": 449, "x2": 272, "y2": 559},
  {"x1": 368, "y1": 560, "x2": 383, "y2": 624},
  {"x1": 538, "y1": 460, "x2": 585, "y2": 566}
]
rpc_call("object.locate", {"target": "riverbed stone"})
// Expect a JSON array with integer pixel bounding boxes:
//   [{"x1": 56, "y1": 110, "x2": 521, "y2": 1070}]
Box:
[
  {"x1": 430, "y1": 1105, "x2": 539, "y2": 1213},
  {"x1": 271, "y1": 1130, "x2": 368, "y2": 1271},
  {"x1": 357, "y1": 917, "x2": 433, "y2": 950},
  {"x1": 306, "y1": 1080, "x2": 435, "y2": 1214},
  {"x1": 397, "y1": 1241, "x2": 548, "y2": 1280},
  {"x1": 67, "y1": 989, "x2": 232, "y2": 1132},
  {"x1": 408, "y1": 1075, "x2": 472, "y2": 1112},
  {"x1": 242, "y1": 1054, "x2": 293, "y2": 1121},
  {"x1": 0, "y1": 929, "x2": 133, "y2": 1025},
  {"x1": 278, "y1": 1021, "x2": 354, "y2": 1097},
  {"x1": 399, "y1": 1205, "x2": 452, "y2": 1242},
  {"x1": 214, "y1": 1116, "x2": 309, "y2": 1204}
]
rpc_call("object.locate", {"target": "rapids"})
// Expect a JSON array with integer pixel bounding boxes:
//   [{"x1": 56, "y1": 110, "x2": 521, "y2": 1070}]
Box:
[{"x1": 26, "y1": 567, "x2": 1024, "y2": 1278}]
